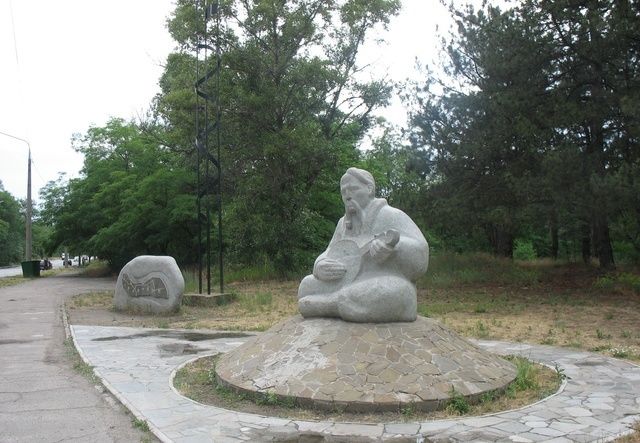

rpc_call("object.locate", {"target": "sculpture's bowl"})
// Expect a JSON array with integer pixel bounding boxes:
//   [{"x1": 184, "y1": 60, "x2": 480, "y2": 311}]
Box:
[{"x1": 215, "y1": 315, "x2": 517, "y2": 412}]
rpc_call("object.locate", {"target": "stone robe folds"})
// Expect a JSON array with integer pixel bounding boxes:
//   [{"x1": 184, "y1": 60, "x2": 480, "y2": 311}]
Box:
[{"x1": 298, "y1": 198, "x2": 429, "y2": 323}]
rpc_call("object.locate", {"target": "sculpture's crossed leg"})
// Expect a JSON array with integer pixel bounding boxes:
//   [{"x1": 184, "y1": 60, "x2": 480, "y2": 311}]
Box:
[{"x1": 298, "y1": 274, "x2": 417, "y2": 323}]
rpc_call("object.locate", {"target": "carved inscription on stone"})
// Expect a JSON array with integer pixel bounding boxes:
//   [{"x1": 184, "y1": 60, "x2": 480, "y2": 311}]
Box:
[
  {"x1": 122, "y1": 273, "x2": 169, "y2": 299},
  {"x1": 114, "y1": 255, "x2": 184, "y2": 314}
]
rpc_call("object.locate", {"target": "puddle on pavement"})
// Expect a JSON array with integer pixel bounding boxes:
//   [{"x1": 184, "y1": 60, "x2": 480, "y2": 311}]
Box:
[
  {"x1": 158, "y1": 343, "x2": 209, "y2": 356},
  {"x1": 0, "y1": 338, "x2": 37, "y2": 345},
  {"x1": 575, "y1": 359, "x2": 604, "y2": 366},
  {"x1": 92, "y1": 330, "x2": 250, "y2": 342}
]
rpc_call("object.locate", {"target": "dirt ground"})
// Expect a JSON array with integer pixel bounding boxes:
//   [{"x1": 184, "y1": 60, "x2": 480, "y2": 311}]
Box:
[{"x1": 66, "y1": 271, "x2": 640, "y2": 361}]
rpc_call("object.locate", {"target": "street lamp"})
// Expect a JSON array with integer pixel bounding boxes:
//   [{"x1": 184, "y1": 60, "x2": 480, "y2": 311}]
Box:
[{"x1": 0, "y1": 130, "x2": 33, "y2": 261}]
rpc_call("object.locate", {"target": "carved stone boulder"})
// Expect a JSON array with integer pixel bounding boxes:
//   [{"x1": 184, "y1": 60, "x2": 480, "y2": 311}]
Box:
[{"x1": 114, "y1": 255, "x2": 184, "y2": 314}]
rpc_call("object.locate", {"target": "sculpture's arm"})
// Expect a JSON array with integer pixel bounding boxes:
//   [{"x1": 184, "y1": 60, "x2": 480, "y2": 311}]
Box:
[
  {"x1": 374, "y1": 209, "x2": 429, "y2": 281},
  {"x1": 312, "y1": 219, "x2": 346, "y2": 281},
  {"x1": 393, "y1": 235, "x2": 429, "y2": 281}
]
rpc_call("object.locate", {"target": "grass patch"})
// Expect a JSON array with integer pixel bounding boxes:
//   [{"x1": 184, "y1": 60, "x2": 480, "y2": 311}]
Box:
[
  {"x1": 63, "y1": 338, "x2": 99, "y2": 384},
  {"x1": 238, "y1": 291, "x2": 273, "y2": 311},
  {"x1": 181, "y1": 262, "x2": 293, "y2": 293},
  {"x1": 0, "y1": 276, "x2": 26, "y2": 288},
  {"x1": 420, "y1": 252, "x2": 541, "y2": 288},
  {"x1": 594, "y1": 272, "x2": 640, "y2": 296},
  {"x1": 596, "y1": 329, "x2": 612, "y2": 340},
  {"x1": 132, "y1": 418, "x2": 150, "y2": 432},
  {"x1": 81, "y1": 260, "x2": 113, "y2": 278},
  {"x1": 68, "y1": 291, "x2": 113, "y2": 309},
  {"x1": 446, "y1": 388, "x2": 470, "y2": 415},
  {"x1": 616, "y1": 421, "x2": 640, "y2": 443},
  {"x1": 174, "y1": 354, "x2": 559, "y2": 423}
]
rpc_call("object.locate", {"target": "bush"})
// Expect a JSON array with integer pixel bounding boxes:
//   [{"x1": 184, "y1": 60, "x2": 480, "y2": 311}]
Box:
[
  {"x1": 446, "y1": 388, "x2": 470, "y2": 414},
  {"x1": 594, "y1": 272, "x2": 640, "y2": 295},
  {"x1": 514, "y1": 239, "x2": 537, "y2": 261}
]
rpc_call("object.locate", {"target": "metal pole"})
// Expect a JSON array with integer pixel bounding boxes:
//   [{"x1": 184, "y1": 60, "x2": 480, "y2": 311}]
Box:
[
  {"x1": 215, "y1": 1, "x2": 224, "y2": 294},
  {"x1": 0, "y1": 131, "x2": 32, "y2": 260},
  {"x1": 195, "y1": 5, "x2": 203, "y2": 294},
  {"x1": 25, "y1": 148, "x2": 32, "y2": 260},
  {"x1": 203, "y1": 3, "x2": 212, "y2": 295}
]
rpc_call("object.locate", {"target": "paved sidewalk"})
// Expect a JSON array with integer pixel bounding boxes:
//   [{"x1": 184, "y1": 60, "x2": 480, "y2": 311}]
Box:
[
  {"x1": 0, "y1": 276, "x2": 151, "y2": 443},
  {"x1": 71, "y1": 324, "x2": 640, "y2": 442}
]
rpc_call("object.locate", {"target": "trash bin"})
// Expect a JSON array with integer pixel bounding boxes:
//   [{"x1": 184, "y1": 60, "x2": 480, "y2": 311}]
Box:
[{"x1": 21, "y1": 260, "x2": 41, "y2": 278}]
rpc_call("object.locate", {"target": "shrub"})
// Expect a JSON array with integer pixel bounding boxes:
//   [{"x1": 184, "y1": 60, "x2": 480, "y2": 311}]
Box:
[
  {"x1": 514, "y1": 239, "x2": 537, "y2": 261},
  {"x1": 446, "y1": 388, "x2": 470, "y2": 415}
]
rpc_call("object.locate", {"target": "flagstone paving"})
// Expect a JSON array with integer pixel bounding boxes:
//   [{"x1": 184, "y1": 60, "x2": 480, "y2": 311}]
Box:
[
  {"x1": 216, "y1": 316, "x2": 517, "y2": 412},
  {"x1": 71, "y1": 325, "x2": 640, "y2": 442}
]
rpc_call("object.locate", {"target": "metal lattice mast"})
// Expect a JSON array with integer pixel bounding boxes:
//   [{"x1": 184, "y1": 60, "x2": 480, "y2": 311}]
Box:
[{"x1": 194, "y1": 0, "x2": 224, "y2": 294}]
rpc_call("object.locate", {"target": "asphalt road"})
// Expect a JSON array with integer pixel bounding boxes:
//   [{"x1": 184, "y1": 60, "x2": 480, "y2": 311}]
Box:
[
  {"x1": 0, "y1": 259, "x2": 65, "y2": 278},
  {"x1": 0, "y1": 274, "x2": 153, "y2": 442}
]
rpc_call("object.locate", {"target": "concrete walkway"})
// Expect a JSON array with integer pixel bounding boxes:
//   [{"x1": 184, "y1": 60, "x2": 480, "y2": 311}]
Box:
[
  {"x1": 71, "y1": 324, "x2": 640, "y2": 443},
  {"x1": 0, "y1": 276, "x2": 152, "y2": 442}
]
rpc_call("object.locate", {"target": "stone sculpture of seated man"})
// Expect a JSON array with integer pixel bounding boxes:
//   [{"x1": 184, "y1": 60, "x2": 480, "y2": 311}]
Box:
[{"x1": 298, "y1": 167, "x2": 429, "y2": 323}]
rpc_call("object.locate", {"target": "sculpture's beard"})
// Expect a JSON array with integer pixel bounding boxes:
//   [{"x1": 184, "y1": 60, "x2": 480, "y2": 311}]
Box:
[{"x1": 344, "y1": 200, "x2": 364, "y2": 235}]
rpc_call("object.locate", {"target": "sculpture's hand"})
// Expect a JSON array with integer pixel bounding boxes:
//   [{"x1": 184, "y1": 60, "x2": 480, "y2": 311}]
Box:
[
  {"x1": 370, "y1": 238, "x2": 395, "y2": 263},
  {"x1": 314, "y1": 258, "x2": 347, "y2": 281}
]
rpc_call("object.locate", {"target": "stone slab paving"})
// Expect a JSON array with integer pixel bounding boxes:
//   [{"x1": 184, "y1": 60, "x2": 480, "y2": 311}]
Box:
[
  {"x1": 71, "y1": 325, "x2": 640, "y2": 442},
  {"x1": 216, "y1": 316, "x2": 517, "y2": 412}
]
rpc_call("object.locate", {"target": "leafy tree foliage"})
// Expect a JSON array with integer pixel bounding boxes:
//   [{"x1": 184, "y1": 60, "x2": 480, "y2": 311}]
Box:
[
  {"x1": 42, "y1": 119, "x2": 197, "y2": 269},
  {"x1": 157, "y1": 0, "x2": 400, "y2": 273},
  {"x1": 0, "y1": 182, "x2": 24, "y2": 265},
  {"x1": 40, "y1": 1, "x2": 400, "y2": 274},
  {"x1": 409, "y1": 0, "x2": 640, "y2": 266}
]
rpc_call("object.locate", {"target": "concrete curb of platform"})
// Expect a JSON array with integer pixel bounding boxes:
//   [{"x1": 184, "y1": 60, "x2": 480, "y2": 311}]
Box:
[
  {"x1": 63, "y1": 302, "x2": 171, "y2": 443},
  {"x1": 68, "y1": 323, "x2": 172, "y2": 443}
]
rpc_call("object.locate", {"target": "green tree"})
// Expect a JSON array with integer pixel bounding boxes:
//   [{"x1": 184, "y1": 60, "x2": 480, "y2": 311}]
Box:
[
  {"x1": 360, "y1": 125, "x2": 429, "y2": 224},
  {"x1": 157, "y1": 0, "x2": 401, "y2": 274},
  {"x1": 409, "y1": 0, "x2": 640, "y2": 266},
  {"x1": 0, "y1": 182, "x2": 23, "y2": 265},
  {"x1": 527, "y1": 0, "x2": 640, "y2": 268},
  {"x1": 409, "y1": 5, "x2": 554, "y2": 257},
  {"x1": 45, "y1": 119, "x2": 198, "y2": 269}
]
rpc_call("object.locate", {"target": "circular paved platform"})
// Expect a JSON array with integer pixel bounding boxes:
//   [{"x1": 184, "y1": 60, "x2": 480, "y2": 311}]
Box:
[
  {"x1": 215, "y1": 316, "x2": 517, "y2": 412},
  {"x1": 71, "y1": 325, "x2": 640, "y2": 442}
]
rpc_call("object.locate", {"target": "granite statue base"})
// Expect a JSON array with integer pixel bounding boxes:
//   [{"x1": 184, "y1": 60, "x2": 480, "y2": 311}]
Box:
[{"x1": 215, "y1": 316, "x2": 517, "y2": 412}]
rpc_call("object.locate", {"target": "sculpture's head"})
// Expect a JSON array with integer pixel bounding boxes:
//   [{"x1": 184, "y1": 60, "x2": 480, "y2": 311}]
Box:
[{"x1": 340, "y1": 167, "x2": 375, "y2": 214}]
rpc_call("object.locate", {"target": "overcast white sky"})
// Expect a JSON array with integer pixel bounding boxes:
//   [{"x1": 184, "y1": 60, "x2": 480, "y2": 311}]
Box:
[{"x1": 0, "y1": 0, "x2": 453, "y2": 201}]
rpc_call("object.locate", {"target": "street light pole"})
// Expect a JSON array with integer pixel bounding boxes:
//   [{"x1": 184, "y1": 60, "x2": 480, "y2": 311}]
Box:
[
  {"x1": 25, "y1": 148, "x2": 32, "y2": 260},
  {"x1": 0, "y1": 130, "x2": 33, "y2": 260}
]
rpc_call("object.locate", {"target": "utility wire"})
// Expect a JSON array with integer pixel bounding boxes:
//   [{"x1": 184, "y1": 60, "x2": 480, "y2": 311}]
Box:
[{"x1": 9, "y1": 0, "x2": 20, "y2": 65}]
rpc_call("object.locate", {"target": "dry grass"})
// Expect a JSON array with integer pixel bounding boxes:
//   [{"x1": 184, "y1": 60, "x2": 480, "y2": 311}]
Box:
[
  {"x1": 67, "y1": 259, "x2": 640, "y2": 360},
  {"x1": 417, "y1": 263, "x2": 640, "y2": 361},
  {"x1": 617, "y1": 422, "x2": 640, "y2": 442},
  {"x1": 66, "y1": 281, "x2": 300, "y2": 331},
  {"x1": 0, "y1": 276, "x2": 26, "y2": 288},
  {"x1": 0, "y1": 266, "x2": 73, "y2": 288}
]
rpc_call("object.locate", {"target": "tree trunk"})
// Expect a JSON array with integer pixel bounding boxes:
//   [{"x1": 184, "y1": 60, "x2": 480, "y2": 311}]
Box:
[
  {"x1": 488, "y1": 225, "x2": 514, "y2": 258},
  {"x1": 581, "y1": 221, "x2": 591, "y2": 265},
  {"x1": 594, "y1": 215, "x2": 615, "y2": 270},
  {"x1": 550, "y1": 211, "x2": 559, "y2": 260}
]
